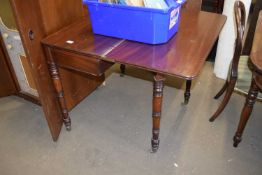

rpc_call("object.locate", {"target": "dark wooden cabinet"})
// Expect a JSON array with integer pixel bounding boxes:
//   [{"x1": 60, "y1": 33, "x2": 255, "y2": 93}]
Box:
[
  {"x1": 202, "y1": 0, "x2": 224, "y2": 13},
  {"x1": 9, "y1": 0, "x2": 106, "y2": 141}
]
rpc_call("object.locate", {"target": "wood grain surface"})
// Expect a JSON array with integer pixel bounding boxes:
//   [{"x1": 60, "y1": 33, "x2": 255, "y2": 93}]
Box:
[
  {"x1": 251, "y1": 11, "x2": 262, "y2": 74},
  {"x1": 42, "y1": 10, "x2": 226, "y2": 80}
]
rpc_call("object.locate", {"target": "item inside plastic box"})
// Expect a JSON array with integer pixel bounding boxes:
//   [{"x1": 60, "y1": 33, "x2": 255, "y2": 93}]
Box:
[{"x1": 99, "y1": 0, "x2": 169, "y2": 9}]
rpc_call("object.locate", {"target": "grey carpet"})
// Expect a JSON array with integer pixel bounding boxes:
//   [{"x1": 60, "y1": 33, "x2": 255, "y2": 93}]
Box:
[{"x1": 0, "y1": 62, "x2": 262, "y2": 175}]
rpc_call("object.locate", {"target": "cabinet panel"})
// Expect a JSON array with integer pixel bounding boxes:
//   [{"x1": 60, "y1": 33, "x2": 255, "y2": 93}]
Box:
[
  {"x1": 0, "y1": 0, "x2": 38, "y2": 97},
  {"x1": 0, "y1": 37, "x2": 17, "y2": 97}
]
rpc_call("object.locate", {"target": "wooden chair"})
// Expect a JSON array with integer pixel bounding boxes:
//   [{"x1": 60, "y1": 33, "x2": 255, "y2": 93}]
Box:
[
  {"x1": 209, "y1": 1, "x2": 262, "y2": 123},
  {"x1": 233, "y1": 10, "x2": 262, "y2": 147},
  {"x1": 120, "y1": 0, "x2": 202, "y2": 105},
  {"x1": 242, "y1": 0, "x2": 262, "y2": 55}
]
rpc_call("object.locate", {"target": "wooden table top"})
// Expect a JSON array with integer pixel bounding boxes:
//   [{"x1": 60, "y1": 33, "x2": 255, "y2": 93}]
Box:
[
  {"x1": 42, "y1": 10, "x2": 226, "y2": 80},
  {"x1": 42, "y1": 18, "x2": 124, "y2": 57},
  {"x1": 251, "y1": 11, "x2": 262, "y2": 74}
]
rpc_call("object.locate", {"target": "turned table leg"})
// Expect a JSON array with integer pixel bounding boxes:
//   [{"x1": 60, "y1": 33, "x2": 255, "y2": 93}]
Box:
[
  {"x1": 233, "y1": 78, "x2": 258, "y2": 147},
  {"x1": 120, "y1": 64, "x2": 126, "y2": 77},
  {"x1": 49, "y1": 62, "x2": 71, "y2": 131},
  {"x1": 184, "y1": 80, "x2": 192, "y2": 104},
  {"x1": 151, "y1": 73, "x2": 165, "y2": 152}
]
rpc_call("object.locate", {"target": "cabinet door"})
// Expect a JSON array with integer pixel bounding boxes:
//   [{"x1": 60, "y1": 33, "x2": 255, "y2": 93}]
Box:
[
  {"x1": 0, "y1": 38, "x2": 17, "y2": 97},
  {"x1": 9, "y1": 0, "x2": 102, "y2": 141},
  {"x1": 10, "y1": 0, "x2": 64, "y2": 141}
]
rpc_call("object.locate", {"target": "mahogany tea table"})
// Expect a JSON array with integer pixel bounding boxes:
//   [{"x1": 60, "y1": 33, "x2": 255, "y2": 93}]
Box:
[{"x1": 42, "y1": 10, "x2": 226, "y2": 152}]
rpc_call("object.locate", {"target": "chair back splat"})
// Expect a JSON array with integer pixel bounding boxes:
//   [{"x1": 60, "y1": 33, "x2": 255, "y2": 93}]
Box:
[{"x1": 231, "y1": 1, "x2": 246, "y2": 79}]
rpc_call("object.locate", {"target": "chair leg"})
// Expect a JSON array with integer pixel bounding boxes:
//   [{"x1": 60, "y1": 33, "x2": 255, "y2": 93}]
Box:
[
  {"x1": 233, "y1": 79, "x2": 258, "y2": 147},
  {"x1": 120, "y1": 64, "x2": 126, "y2": 77},
  {"x1": 184, "y1": 80, "x2": 192, "y2": 104},
  {"x1": 209, "y1": 80, "x2": 236, "y2": 122},
  {"x1": 214, "y1": 81, "x2": 229, "y2": 99}
]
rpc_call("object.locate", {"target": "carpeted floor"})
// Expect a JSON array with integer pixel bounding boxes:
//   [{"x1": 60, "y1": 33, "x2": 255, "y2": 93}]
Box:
[{"x1": 0, "y1": 62, "x2": 261, "y2": 175}]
